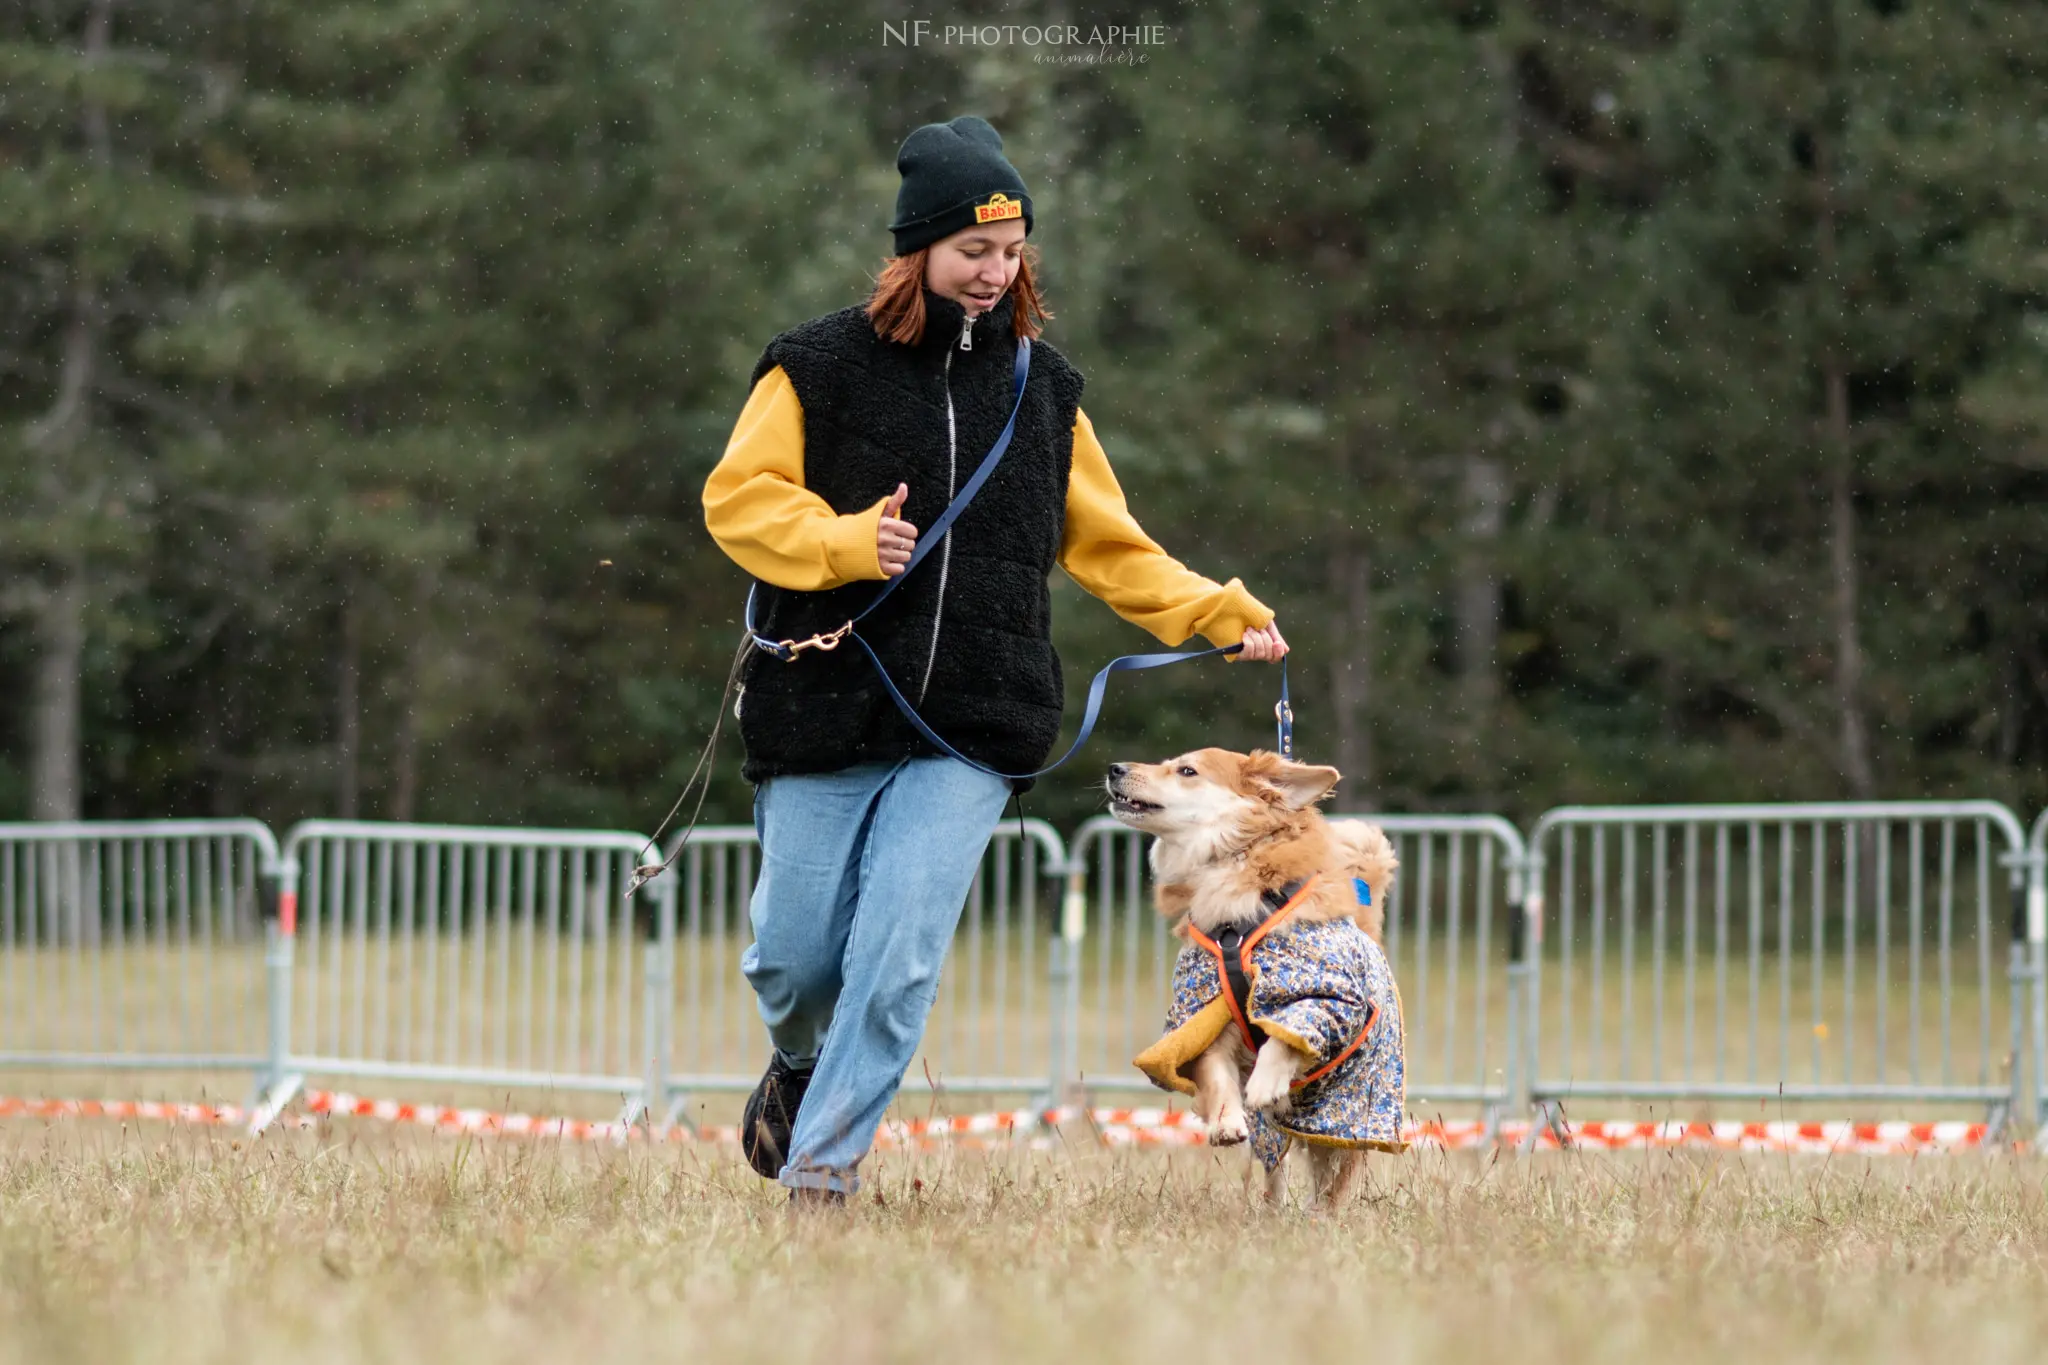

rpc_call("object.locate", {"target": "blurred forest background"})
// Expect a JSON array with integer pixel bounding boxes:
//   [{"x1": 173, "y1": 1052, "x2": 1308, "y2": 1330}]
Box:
[{"x1": 2, "y1": 0, "x2": 2045, "y2": 836}]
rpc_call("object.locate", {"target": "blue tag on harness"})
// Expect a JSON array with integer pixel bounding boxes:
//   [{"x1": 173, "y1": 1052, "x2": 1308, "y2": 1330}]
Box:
[{"x1": 1353, "y1": 876, "x2": 1372, "y2": 907}]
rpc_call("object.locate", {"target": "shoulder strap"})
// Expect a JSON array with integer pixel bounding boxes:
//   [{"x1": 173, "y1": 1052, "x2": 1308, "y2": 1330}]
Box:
[
  {"x1": 1190, "y1": 879, "x2": 1319, "y2": 1054},
  {"x1": 1187, "y1": 921, "x2": 1267, "y2": 1054},
  {"x1": 1213, "y1": 925, "x2": 1268, "y2": 1052},
  {"x1": 1260, "y1": 879, "x2": 1308, "y2": 914}
]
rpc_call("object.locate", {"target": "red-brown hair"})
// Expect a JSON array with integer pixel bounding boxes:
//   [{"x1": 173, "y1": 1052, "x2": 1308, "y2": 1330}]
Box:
[{"x1": 865, "y1": 241, "x2": 1051, "y2": 346}]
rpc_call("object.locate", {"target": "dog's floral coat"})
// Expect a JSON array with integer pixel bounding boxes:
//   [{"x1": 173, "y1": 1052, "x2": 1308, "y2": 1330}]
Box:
[{"x1": 1134, "y1": 915, "x2": 1407, "y2": 1170}]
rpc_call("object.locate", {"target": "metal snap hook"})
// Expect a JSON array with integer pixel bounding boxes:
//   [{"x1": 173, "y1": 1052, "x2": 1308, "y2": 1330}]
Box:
[{"x1": 775, "y1": 621, "x2": 854, "y2": 658}]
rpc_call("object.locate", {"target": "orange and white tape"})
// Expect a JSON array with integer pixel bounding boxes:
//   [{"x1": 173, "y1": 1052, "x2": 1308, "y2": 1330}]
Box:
[
  {"x1": 0, "y1": 1092, "x2": 2007, "y2": 1156},
  {"x1": 0, "y1": 1094, "x2": 260, "y2": 1127},
  {"x1": 1511, "y1": 1118, "x2": 1995, "y2": 1154},
  {"x1": 1080, "y1": 1116, "x2": 2001, "y2": 1154},
  {"x1": 302, "y1": 1090, "x2": 693, "y2": 1143}
]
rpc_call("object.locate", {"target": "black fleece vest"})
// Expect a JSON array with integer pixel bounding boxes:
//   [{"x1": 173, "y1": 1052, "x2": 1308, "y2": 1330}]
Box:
[{"x1": 736, "y1": 288, "x2": 1086, "y2": 786}]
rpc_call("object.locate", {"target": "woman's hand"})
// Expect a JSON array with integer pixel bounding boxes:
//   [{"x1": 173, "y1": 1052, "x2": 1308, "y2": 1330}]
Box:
[
  {"x1": 878, "y1": 483, "x2": 917, "y2": 577},
  {"x1": 1238, "y1": 622, "x2": 1289, "y2": 662}
]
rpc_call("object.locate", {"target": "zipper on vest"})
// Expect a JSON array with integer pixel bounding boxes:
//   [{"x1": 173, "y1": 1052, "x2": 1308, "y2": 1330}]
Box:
[
  {"x1": 918, "y1": 344, "x2": 960, "y2": 705},
  {"x1": 958, "y1": 313, "x2": 973, "y2": 351}
]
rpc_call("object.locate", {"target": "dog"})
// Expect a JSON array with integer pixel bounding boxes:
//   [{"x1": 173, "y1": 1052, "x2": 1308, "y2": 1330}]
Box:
[{"x1": 1109, "y1": 748, "x2": 1405, "y2": 1211}]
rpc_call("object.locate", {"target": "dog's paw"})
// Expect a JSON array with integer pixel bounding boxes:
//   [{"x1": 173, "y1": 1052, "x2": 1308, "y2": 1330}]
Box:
[
  {"x1": 1207, "y1": 1113, "x2": 1249, "y2": 1147},
  {"x1": 1244, "y1": 1070, "x2": 1294, "y2": 1115}
]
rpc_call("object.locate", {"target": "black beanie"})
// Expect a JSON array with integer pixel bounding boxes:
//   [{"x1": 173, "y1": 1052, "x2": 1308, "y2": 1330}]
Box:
[{"x1": 888, "y1": 116, "x2": 1034, "y2": 256}]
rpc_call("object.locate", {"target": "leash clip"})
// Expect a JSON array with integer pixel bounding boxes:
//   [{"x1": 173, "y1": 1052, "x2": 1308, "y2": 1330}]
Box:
[{"x1": 775, "y1": 621, "x2": 853, "y2": 659}]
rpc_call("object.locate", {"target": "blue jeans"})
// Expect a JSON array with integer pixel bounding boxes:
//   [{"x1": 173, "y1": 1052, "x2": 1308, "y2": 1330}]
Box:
[{"x1": 740, "y1": 756, "x2": 1013, "y2": 1194}]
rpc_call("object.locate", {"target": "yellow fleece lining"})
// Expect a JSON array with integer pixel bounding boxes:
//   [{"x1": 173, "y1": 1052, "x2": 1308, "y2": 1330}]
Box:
[
  {"x1": 1136, "y1": 934, "x2": 1410, "y2": 1157},
  {"x1": 1132, "y1": 996, "x2": 1235, "y2": 1095},
  {"x1": 1135, "y1": 997, "x2": 1410, "y2": 1155},
  {"x1": 1275, "y1": 1128, "x2": 1411, "y2": 1154},
  {"x1": 1254, "y1": 1020, "x2": 1319, "y2": 1064}
]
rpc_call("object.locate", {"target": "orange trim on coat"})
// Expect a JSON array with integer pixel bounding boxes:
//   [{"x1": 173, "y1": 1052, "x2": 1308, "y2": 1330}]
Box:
[{"x1": 1294, "y1": 1000, "x2": 1379, "y2": 1090}]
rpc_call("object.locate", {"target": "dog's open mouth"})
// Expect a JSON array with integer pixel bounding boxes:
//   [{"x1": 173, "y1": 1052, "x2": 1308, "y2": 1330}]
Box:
[{"x1": 1110, "y1": 793, "x2": 1160, "y2": 818}]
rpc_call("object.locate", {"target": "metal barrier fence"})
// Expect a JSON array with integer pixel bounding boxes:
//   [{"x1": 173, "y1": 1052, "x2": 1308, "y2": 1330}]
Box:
[
  {"x1": 0, "y1": 821, "x2": 288, "y2": 1102},
  {"x1": 278, "y1": 821, "x2": 673, "y2": 1122},
  {"x1": 653, "y1": 819, "x2": 1070, "y2": 1123},
  {"x1": 2031, "y1": 808, "x2": 2048, "y2": 1128},
  {"x1": 5, "y1": 806, "x2": 2047, "y2": 1141},
  {"x1": 1525, "y1": 803, "x2": 2038, "y2": 1131},
  {"x1": 1064, "y1": 813, "x2": 1531, "y2": 1125}
]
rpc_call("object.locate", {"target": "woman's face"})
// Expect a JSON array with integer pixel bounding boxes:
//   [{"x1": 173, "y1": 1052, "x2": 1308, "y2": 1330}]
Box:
[{"x1": 923, "y1": 219, "x2": 1027, "y2": 317}]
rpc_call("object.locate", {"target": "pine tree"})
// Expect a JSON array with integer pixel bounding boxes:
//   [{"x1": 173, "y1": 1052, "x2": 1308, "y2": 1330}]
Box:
[
  {"x1": 1860, "y1": 0, "x2": 2048, "y2": 804},
  {"x1": 1541, "y1": 0, "x2": 2048, "y2": 803},
  {"x1": 130, "y1": 0, "x2": 871, "y2": 824},
  {"x1": 0, "y1": 0, "x2": 239, "y2": 818},
  {"x1": 1066, "y1": 0, "x2": 1576, "y2": 810}
]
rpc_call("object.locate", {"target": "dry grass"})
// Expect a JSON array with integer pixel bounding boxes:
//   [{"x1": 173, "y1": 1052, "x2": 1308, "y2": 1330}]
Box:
[{"x1": 3, "y1": 1119, "x2": 2047, "y2": 1365}]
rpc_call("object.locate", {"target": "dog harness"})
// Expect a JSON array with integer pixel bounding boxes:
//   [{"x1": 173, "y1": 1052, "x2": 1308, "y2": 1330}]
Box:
[
  {"x1": 1136, "y1": 875, "x2": 1408, "y2": 1170},
  {"x1": 1185, "y1": 877, "x2": 1376, "y2": 1083}
]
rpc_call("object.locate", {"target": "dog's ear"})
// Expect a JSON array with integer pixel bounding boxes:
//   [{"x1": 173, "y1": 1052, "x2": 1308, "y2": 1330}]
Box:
[{"x1": 1244, "y1": 752, "x2": 1342, "y2": 809}]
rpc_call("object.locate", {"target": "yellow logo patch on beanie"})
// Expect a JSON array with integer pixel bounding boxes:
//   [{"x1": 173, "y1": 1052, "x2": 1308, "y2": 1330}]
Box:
[{"x1": 974, "y1": 192, "x2": 1024, "y2": 224}]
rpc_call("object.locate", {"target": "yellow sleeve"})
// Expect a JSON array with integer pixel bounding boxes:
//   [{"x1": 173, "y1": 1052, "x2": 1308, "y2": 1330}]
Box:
[
  {"x1": 1058, "y1": 408, "x2": 1275, "y2": 648},
  {"x1": 701, "y1": 366, "x2": 889, "y2": 591}
]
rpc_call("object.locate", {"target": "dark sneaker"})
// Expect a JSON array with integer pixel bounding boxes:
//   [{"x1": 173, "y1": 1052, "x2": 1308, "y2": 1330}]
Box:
[
  {"x1": 741, "y1": 1053, "x2": 814, "y2": 1179},
  {"x1": 787, "y1": 1186, "x2": 848, "y2": 1211}
]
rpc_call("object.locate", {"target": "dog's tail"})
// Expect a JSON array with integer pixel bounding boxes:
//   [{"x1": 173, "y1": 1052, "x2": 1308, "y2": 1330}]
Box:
[{"x1": 1328, "y1": 819, "x2": 1397, "y2": 942}]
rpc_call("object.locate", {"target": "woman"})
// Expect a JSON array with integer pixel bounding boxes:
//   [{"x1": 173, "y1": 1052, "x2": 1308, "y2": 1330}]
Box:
[{"x1": 701, "y1": 115, "x2": 1288, "y2": 1203}]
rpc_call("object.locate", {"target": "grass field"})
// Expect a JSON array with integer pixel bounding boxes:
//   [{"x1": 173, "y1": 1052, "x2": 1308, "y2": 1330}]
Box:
[{"x1": 3, "y1": 1120, "x2": 2047, "y2": 1365}]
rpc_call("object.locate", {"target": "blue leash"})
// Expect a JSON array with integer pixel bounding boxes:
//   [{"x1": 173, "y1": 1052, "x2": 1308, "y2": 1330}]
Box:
[
  {"x1": 846, "y1": 633, "x2": 1290, "y2": 782},
  {"x1": 745, "y1": 336, "x2": 1293, "y2": 782}
]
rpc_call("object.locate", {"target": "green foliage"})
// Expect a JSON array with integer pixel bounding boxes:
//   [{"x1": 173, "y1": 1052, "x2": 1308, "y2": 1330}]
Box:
[{"x1": 0, "y1": 0, "x2": 2042, "y2": 835}]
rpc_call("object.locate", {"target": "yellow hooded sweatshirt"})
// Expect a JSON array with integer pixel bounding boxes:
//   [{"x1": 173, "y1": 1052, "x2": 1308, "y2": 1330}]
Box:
[{"x1": 702, "y1": 365, "x2": 1274, "y2": 650}]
